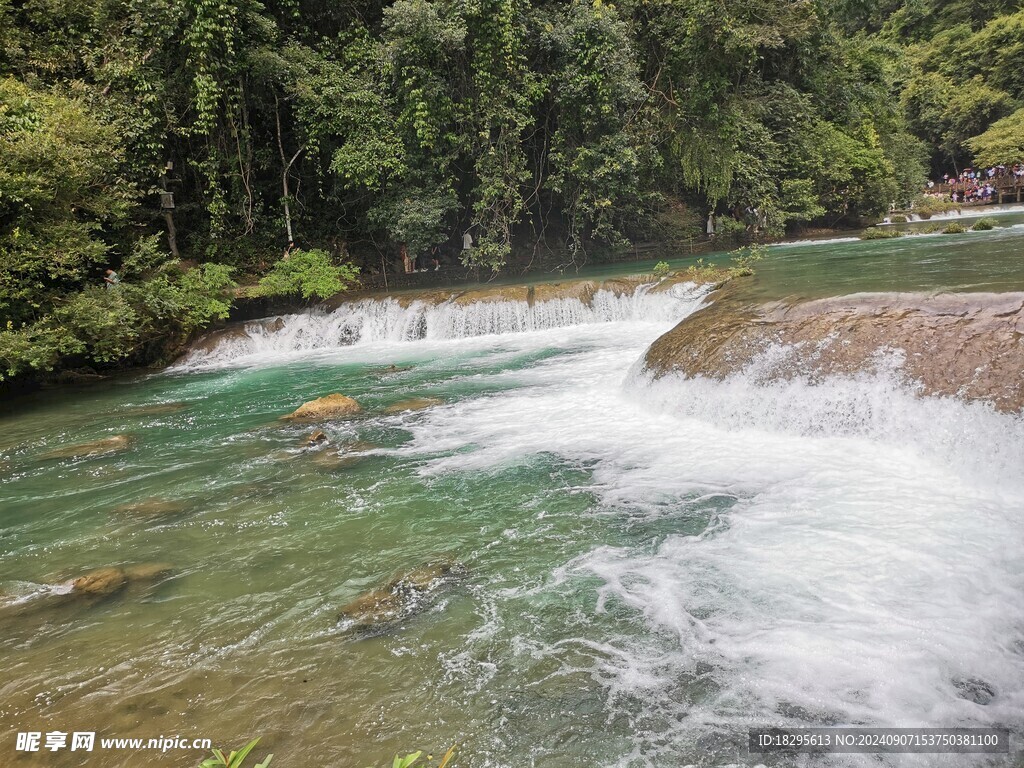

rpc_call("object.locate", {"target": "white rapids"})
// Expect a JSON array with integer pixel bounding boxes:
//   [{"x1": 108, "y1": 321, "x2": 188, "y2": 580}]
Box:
[
  {"x1": 387, "y1": 304, "x2": 1024, "y2": 767},
  {"x1": 176, "y1": 282, "x2": 707, "y2": 369}
]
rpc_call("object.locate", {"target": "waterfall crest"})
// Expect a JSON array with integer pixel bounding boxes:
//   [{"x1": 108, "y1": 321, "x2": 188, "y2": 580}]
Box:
[{"x1": 177, "y1": 281, "x2": 712, "y2": 368}]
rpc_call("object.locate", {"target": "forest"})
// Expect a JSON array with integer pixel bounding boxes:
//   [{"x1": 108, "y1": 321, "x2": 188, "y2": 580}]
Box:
[{"x1": 1, "y1": 0, "x2": 1023, "y2": 381}]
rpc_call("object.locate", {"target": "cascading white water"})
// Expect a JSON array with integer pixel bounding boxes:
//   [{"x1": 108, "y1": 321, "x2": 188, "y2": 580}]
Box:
[
  {"x1": 395, "y1": 316, "x2": 1024, "y2": 767},
  {"x1": 176, "y1": 282, "x2": 710, "y2": 368}
]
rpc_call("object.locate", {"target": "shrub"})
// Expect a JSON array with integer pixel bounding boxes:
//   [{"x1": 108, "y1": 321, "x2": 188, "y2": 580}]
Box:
[
  {"x1": 728, "y1": 243, "x2": 765, "y2": 277},
  {"x1": 890, "y1": 214, "x2": 908, "y2": 223},
  {"x1": 0, "y1": 257, "x2": 238, "y2": 380},
  {"x1": 914, "y1": 196, "x2": 961, "y2": 218},
  {"x1": 861, "y1": 228, "x2": 904, "y2": 240},
  {"x1": 686, "y1": 258, "x2": 733, "y2": 283},
  {"x1": 971, "y1": 217, "x2": 998, "y2": 231},
  {"x1": 942, "y1": 222, "x2": 967, "y2": 234},
  {"x1": 652, "y1": 261, "x2": 672, "y2": 279},
  {"x1": 200, "y1": 739, "x2": 271, "y2": 768},
  {"x1": 255, "y1": 249, "x2": 360, "y2": 300}
]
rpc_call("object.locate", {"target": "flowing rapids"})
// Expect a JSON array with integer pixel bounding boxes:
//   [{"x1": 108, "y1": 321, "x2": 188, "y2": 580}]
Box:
[
  {"x1": 177, "y1": 283, "x2": 699, "y2": 369},
  {"x1": 3, "y1": 238, "x2": 1024, "y2": 767}
]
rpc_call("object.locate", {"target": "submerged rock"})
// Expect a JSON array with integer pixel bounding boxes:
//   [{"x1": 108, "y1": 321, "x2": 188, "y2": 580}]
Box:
[
  {"x1": 307, "y1": 440, "x2": 378, "y2": 471},
  {"x1": 283, "y1": 393, "x2": 362, "y2": 421},
  {"x1": 338, "y1": 558, "x2": 465, "y2": 630},
  {"x1": 305, "y1": 429, "x2": 329, "y2": 447},
  {"x1": 111, "y1": 498, "x2": 190, "y2": 521},
  {"x1": 40, "y1": 434, "x2": 134, "y2": 460},
  {"x1": 953, "y1": 677, "x2": 996, "y2": 705},
  {"x1": 61, "y1": 563, "x2": 173, "y2": 599},
  {"x1": 123, "y1": 563, "x2": 175, "y2": 582},
  {"x1": 119, "y1": 402, "x2": 191, "y2": 418},
  {"x1": 370, "y1": 364, "x2": 412, "y2": 376},
  {"x1": 188, "y1": 324, "x2": 253, "y2": 355},
  {"x1": 644, "y1": 291, "x2": 1024, "y2": 411},
  {"x1": 70, "y1": 567, "x2": 130, "y2": 597},
  {"x1": 383, "y1": 397, "x2": 444, "y2": 414}
]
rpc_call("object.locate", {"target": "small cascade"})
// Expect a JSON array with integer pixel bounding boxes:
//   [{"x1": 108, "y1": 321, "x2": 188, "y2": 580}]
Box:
[{"x1": 177, "y1": 281, "x2": 711, "y2": 368}]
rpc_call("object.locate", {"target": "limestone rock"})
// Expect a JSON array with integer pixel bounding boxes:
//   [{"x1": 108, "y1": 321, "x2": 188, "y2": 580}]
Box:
[
  {"x1": 383, "y1": 397, "x2": 444, "y2": 414},
  {"x1": 71, "y1": 567, "x2": 129, "y2": 597},
  {"x1": 338, "y1": 558, "x2": 465, "y2": 629},
  {"x1": 953, "y1": 677, "x2": 996, "y2": 705},
  {"x1": 123, "y1": 563, "x2": 175, "y2": 582},
  {"x1": 283, "y1": 393, "x2": 362, "y2": 421},
  {"x1": 307, "y1": 440, "x2": 378, "y2": 471},
  {"x1": 64, "y1": 563, "x2": 173, "y2": 598},
  {"x1": 645, "y1": 291, "x2": 1024, "y2": 412},
  {"x1": 189, "y1": 324, "x2": 252, "y2": 356},
  {"x1": 40, "y1": 434, "x2": 134, "y2": 460},
  {"x1": 306, "y1": 429, "x2": 328, "y2": 447}
]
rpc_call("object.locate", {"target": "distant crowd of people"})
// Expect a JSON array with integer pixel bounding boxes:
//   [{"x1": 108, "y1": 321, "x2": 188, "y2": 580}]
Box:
[{"x1": 924, "y1": 163, "x2": 1024, "y2": 204}]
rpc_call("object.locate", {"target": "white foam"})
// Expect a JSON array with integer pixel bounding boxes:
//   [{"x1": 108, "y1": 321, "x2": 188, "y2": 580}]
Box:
[
  {"x1": 395, "y1": 313, "x2": 1024, "y2": 764},
  {"x1": 175, "y1": 282, "x2": 710, "y2": 370},
  {"x1": 767, "y1": 237, "x2": 862, "y2": 247}
]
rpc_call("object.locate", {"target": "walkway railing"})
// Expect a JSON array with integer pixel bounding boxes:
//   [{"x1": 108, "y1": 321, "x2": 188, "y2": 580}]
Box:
[{"x1": 928, "y1": 177, "x2": 1024, "y2": 204}]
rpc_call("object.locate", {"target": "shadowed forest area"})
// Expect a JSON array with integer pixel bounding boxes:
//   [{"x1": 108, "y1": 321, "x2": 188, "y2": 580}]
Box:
[{"x1": 1, "y1": 0, "x2": 1023, "y2": 381}]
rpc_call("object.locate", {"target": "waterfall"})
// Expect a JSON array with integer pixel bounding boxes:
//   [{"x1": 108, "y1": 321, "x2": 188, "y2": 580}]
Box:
[{"x1": 176, "y1": 281, "x2": 712, "y2": 368}]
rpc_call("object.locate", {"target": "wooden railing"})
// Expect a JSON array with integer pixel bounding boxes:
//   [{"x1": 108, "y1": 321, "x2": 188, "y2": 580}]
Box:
[{"x1": 928, "y1": 177, "x2": 1024, "y2": 204}]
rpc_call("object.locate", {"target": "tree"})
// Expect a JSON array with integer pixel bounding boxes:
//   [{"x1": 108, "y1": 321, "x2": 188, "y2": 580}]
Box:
[
  {"x1": 968, "y1": 108, "x2": 1024, "y2": 168},
  {"x1": 0, "y1": 77, "x2": 136, "y2": 327}
]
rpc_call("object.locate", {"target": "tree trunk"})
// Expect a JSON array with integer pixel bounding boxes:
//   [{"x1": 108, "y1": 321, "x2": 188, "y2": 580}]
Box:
[{"x1": 275, "y1": 95, "x2": 304, "y2": 247}]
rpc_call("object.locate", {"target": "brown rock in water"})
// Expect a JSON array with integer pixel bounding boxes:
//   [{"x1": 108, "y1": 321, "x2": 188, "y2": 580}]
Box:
[
  {"x1": 306, "y1": 429, "x2": 329, "y2": 447},
  {"x1": 343, "y1": 440, "x2": 379, "y2": 453},
  {"x1": 123, "y1": 563, "x2": 174, "y2": 582},
  {"x1": 644, "y1": 291, "x2": 1024, "y2": 412},
  {"x1": 40, "y1": 434, "x2": 134, "y2": 460},
  {"x1": 64, "y1": 563, "x2": 174, "y2": 598},
  {"x1": 283, "y1": 393, "x2": 362, "y2": 421},
  {"x1": 383, "y1": 397, "x2": 444, "y2": 414},
  {"x1": 111, "y1": 498, "x2": 189, "y2": 521},
  {"x1": 71, "y1": 567, "x2": 129, "y2": 597},
  {"x1": 307, "y1": 440, "x2": 378, "y2": 471},
  {"x1": 338, "y1": 559, "x2": 464, "y2": 629}
]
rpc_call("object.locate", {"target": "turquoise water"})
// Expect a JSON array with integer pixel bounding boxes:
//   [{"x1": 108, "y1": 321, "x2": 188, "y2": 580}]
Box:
[
  {"x1": 440, "y1": 206, "x2": 1024, "y2": 302},
  {"x1": 2, "y1": 228, "x2": 1024, "y2": 767}
]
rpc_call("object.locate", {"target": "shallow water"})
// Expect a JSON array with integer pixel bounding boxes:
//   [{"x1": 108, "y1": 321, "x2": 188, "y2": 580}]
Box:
[{"x1": 2, "y1": 231, "x2": 1024, "y2": 767}]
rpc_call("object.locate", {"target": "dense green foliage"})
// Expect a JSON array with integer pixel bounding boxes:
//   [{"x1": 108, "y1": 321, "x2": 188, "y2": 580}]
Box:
[
  {"x1": 255, "y1": 248, "x2": 360, "y2": 299},
  {"x1": 0, "y1": 0, "x2": 1020, "y2": 379}
]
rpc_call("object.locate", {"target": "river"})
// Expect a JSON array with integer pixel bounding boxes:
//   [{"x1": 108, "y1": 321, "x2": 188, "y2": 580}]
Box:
[{"x1": 2, "y1": 213, "x2": 1024, "y2": 767}]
